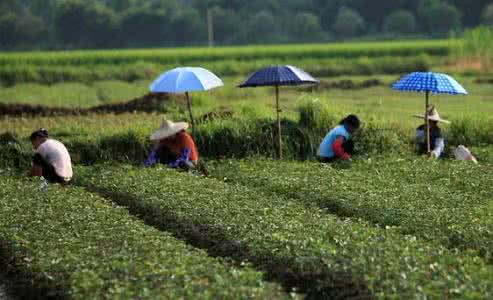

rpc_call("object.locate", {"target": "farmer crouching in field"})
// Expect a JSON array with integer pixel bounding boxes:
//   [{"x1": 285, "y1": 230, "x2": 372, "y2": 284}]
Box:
[
  {"x1": 414, "y1": 105, "x2": 448, "y2": 159},
  {"x1": 144, "y1": 120, "x2": 198, "y2": 171},
  {"x1": 318, "y1": 114, "x2": 361, "y2": 162},
  {"x1": 29, "y1": 129, "x2": 73, "y2": 184}
]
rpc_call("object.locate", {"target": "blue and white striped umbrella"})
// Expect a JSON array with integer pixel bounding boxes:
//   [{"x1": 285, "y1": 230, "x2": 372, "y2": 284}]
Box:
[
  {"x1": 391, "y1": 72, "x2": 467, "y2": 95},
  {"x1": 239, "y1": 65, "x2": 319, "y2": 87}
]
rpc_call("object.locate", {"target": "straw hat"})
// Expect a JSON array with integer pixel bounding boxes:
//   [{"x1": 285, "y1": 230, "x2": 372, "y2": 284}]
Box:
[
  {"x1": 413, "y1": 105, "x2": 450, "y2": 124},
  {"x1": 150, "y1": 120, "x2": 189, "y2": 141}
]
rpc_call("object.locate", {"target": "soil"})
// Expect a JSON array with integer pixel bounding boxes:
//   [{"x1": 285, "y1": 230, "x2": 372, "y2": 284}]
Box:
[
  {"x1": 298, "y1": 78, "x2": 383, "y2": 92},
  {"x1": 475, "y1": 77, "x2": 493, "y2": 84},
  {"x1": 0, "y1": 93, "x2": 178, "y2": 118}
]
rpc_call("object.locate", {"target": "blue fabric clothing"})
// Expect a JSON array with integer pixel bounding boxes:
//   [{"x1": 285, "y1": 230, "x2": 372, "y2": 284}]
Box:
[
  {"x1": 318, "y1": 125, "x2": 350, "y2": 158},
  {"x1": 168, "y1": 148, "x2": 191, "y2": 169},
  {"x1": 143, "y1": 147, "x2": 192, "y2": 168},
  {"x1": 143, "y1": 148, "x2": 159, "y2": 167}
]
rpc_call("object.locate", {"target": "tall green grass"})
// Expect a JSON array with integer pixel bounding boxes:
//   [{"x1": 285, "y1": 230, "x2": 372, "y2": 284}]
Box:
[
  {"x1": 1, "y1": 99, "x2": 490, "y2": 168},
  {"x1": 452, "y1": 27, "x2": 493, "y2": 73}
]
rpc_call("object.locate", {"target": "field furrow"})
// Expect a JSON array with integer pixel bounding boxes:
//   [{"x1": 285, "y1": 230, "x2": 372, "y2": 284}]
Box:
[
  {"x1": 208, "y1": 157, "x2": 493, "y2": 259},
  {"x1": 77, "y1": 165, "x2": 493, "y2": 299},
  {"x1": 0, "y1": 176, "x2": 288, "y2": 300}
]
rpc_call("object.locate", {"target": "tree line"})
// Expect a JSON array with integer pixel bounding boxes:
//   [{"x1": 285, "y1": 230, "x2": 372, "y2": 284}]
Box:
[{"x1": 1, "y1": 0, "x2": 493, "y2": 50}]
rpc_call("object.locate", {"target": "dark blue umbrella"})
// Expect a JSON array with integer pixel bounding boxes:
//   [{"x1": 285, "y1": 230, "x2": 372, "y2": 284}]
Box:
[
  {"x1": 392, "y1": 72, "x2": 468, "y2": 153},
  {"x1": 239, "y1": 65, "x2": 319, "y2": 159}
]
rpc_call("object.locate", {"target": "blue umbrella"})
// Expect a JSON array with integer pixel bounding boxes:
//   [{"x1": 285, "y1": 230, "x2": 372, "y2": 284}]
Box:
[
  {"x1": 150, "y1": 67, "x2": 224, "y2": 128},
  {"x1": 392, "y1": 72, "x2": 468, "y2": 153},
  {"x1": 239, "y1": 65, "x2": 319, "y2": 159}
]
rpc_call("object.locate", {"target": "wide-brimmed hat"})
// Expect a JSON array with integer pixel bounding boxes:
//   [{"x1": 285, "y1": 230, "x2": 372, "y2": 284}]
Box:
[
  {"x1": 150, "y1": 120, "x2": 188, "y2": 141},
  {"x1": 413, "y1": 105, "x2": 450, "y2": 124}
]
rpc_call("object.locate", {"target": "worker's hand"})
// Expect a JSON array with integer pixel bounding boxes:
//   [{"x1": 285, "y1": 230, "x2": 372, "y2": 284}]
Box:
[
  {"x1": 466, "y1": 155, "x2": 478, "y2": 164},
  {"x1": 429, "y1": 152, "x2": 438, "y2": 159}
]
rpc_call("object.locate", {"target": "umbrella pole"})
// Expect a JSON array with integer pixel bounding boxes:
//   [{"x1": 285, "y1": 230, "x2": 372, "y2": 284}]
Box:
[
  {"x1": 275, "y1": 85, "x2": 282, "y2": 160},
  {"x1": 185, "y1": 92, "x2": 196, "y2": 129},
  {"x1": 425, "y1": 91, "x2": 430, "y2": 154}
]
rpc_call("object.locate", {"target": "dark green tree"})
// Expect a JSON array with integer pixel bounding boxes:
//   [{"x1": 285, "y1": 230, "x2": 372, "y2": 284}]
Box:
[
  {"x1": 54, "y1": 0, "x2": 118, "y2": 48},
  {"x1": 332, "y1": 6, "x2": 365, "y2": 38},
  {"x1": 234, "y1": 10, "x2": 282, "y2": 44},
  {"x1": 419, "y1": 1, "x2": 462, "y2": 37},
  {"x1": 0, "y1": 12, "x2": 18, "y2": 48},
  {"x1": 119, "y1": 8, "x2": 168, "y2": 47},
  {"x1": 383, "y1": 10, "x2": 417, "y2": 35},
  {"x1": 449, "y1": 0, "x2": 491, "y2": 27},
  {"x1": 483, "y1": 4, "x2": 493, "y2": 27},
  {"x1": 168, "y1": 9, "x2": 206, "y2": 46},
  {"x1": 209, "y1": 7, "x2": 242, "y2": 45},
  {"x1": 290, "y1": 12, "x2": 326, "y2": 42}
]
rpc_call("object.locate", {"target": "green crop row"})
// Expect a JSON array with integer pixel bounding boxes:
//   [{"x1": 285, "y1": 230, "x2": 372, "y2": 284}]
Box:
[
  {"x1": 0, "y1": 55, "x2": 435, "y2": 85},
  {"x1": 76, "y1": 165, "x2": 493, "y2": 299},
  {"x1": 1, "y1": 113, "x2": 492, "y2": 171},
  {"x1": 0, "y1": 175, "x2": 288, "y2": 299},
  {"x1": 0, "y1": 40, "x2": 452, "y2": 67},
  {"x1": 208, "y1": 158, "x2": 493, "y2": 260}
]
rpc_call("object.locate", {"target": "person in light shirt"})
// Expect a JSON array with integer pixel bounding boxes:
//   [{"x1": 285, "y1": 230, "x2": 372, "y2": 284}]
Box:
[
  {"x1": 29, "y1": 129, "x2": 73, "y2": 184},
  {"x1": 318, "y1": 115, "x2": 361, "y2": 162}
]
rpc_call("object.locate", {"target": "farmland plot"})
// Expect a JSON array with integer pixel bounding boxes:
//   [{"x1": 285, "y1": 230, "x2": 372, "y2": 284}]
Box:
[
  {"x1": 76, "y1": 165, "x2": 493, "y2": 299},
  {"x1": 208, "y1": 156, "x2": 493, "y2": 259},
  {"x1": 0, "y1": 176, "x2": 288, "y2": 299}
]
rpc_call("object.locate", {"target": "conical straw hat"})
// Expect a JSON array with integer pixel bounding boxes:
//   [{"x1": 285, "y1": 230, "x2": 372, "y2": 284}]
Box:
[
  {"x1": 413, "y1": 105, "x2": 450, "y2": 124},
  {"x1": 150, "y1": 120, "x2": 189, "y2": 141}
]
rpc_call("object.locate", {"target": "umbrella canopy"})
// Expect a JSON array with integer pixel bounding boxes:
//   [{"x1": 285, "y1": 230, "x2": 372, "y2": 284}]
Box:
[
  {"x1": 392, "y1": 72, "x2": 468, "y2": 95},
  {"x1": 239, "y1": 65, "x2": 319, "y2": 88},
  {"x1": 239, "y1": 65, "x2": 319, "y2": 159},
  {"x1": 150, "y1": 67, "x2": 223, "y2": 93},
  {"x1": 391, "y1": 72, "x2": 468, "y2": 153},
  {"x1": 150, "y1": 67, "x2": 224, "y2": 128}
]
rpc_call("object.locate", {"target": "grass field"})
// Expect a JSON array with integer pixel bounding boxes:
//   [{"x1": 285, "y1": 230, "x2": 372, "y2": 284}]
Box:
[{"x1": 1, "y1": 39, "x2": 493, "y2": 299}]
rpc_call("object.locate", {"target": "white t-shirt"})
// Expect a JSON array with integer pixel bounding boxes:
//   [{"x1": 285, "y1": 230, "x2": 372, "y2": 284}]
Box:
[{"x1": 35, "y1": 139, "x2": 73, "y2": 180}]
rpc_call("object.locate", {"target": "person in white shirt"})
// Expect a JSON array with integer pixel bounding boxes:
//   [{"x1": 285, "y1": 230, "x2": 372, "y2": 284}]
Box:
[{"x1": 29, "y1": 129, "x2": 73, "y2": 184}]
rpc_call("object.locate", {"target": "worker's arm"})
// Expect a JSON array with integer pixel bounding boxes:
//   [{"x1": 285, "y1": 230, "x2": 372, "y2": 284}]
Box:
[
  {"x1": 332, "y1": 136, "x2": 350, "y2": 160},
  {"x1": 430, "y1": 138, "x2": 445, "y2": 158}
]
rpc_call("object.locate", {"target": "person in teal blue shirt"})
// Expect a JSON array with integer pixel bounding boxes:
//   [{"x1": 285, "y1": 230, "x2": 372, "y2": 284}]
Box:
[{"x1": 318, "y1": 115, "x2": 360, "y2": 162}]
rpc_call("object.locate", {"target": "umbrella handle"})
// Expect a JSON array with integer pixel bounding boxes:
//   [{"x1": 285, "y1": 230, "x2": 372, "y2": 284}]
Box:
[
  {"x1": 276, "y1": 86, "x2": 282, "y2": 160},
  {"x1": 425, "y1": 91, "x2": 431, "y2": 154},
  {"x1": 186, "y1": 92, "x2": 196, "y2": 129}
]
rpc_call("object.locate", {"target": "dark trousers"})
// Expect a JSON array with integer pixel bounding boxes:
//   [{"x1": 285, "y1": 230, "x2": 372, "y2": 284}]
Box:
[
  {"x1": 318, "y1": 140, "x2": 355, "y2": 162},
  {"x1": 156, "y1": 145, "x2": 178, "y2": 164},
  {"x1": 32, "y1": 154, "x2": 66, "y2": 184},
  {"x1": 156, "y1": 146, "x2": 195, "y2": 171}
]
